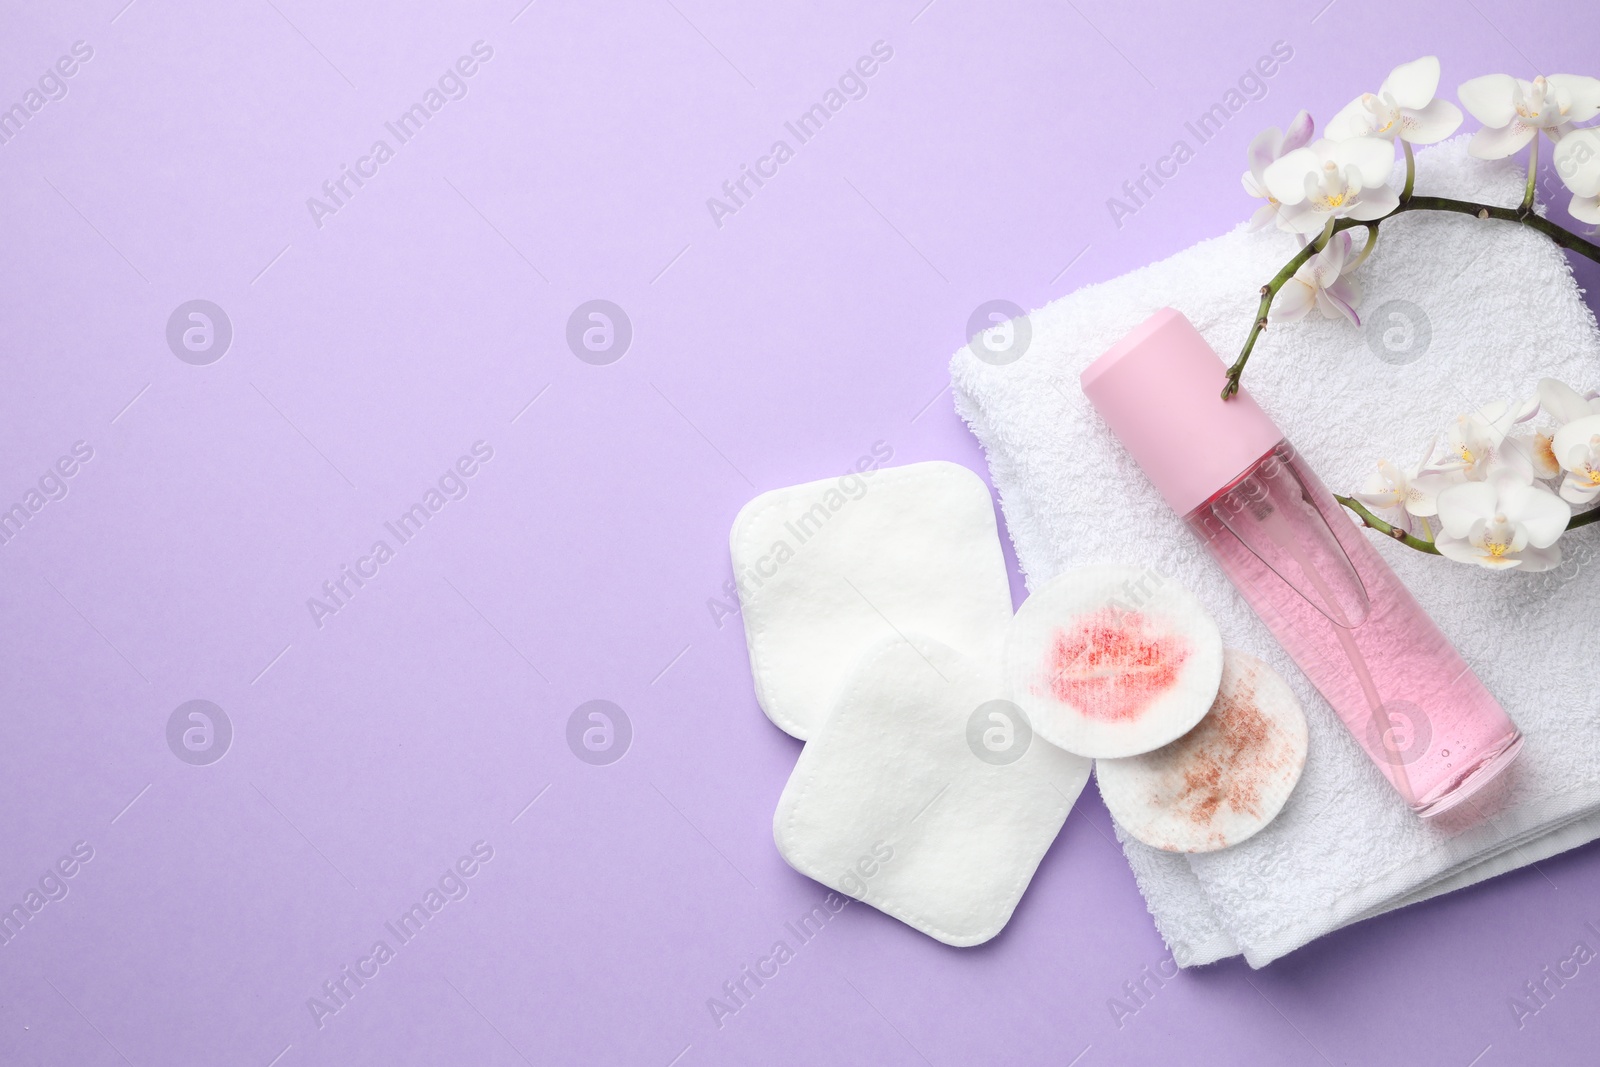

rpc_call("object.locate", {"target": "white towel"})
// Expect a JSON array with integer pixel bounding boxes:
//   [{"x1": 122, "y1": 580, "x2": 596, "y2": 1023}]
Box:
[{"x1": 949, "y1": 134, "x2": 1600, "y2": 968}]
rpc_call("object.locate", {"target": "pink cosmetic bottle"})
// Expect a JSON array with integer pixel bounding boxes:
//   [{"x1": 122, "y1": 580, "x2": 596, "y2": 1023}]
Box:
[{"x1": 1081, "y1": 309, "x2": 1522, "y2": 818}]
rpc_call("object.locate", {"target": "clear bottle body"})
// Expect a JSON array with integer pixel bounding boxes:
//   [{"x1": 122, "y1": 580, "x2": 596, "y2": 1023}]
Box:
[{"x1": 1185, "y1": 440, "x2": 1522, "y2": 818}]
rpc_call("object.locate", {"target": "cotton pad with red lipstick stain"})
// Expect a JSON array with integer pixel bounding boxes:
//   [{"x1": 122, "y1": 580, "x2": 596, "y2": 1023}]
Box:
[
  {"x1": 1005, "y1": 565, "x2": 1223, "y2": 759},
  {"x1": 1095, "y1": 649, "x2": 1308, "y2": 853}
]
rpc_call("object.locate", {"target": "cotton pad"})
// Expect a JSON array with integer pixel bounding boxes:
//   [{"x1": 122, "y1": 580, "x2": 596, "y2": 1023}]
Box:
[
  {"x1": 1096, "y1": 649, "x2": 1307, "y2": 853},
  {"x1": 773, "y1": 633, "x2": 1091, "y2": 946},
  {"x1": 1005, "y1": 565, "x2": 1223, "y2": 759},
  {"x1": 731, "y1": 461, "x2": 1014, "y2": 740}
]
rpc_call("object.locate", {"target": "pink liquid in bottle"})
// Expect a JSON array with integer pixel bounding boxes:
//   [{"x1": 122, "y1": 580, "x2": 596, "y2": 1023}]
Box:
[
  {"x1": 1082, "y1": 309, "x2": 1521, "y2": 818},
  {"x1": 1189, "y1": 441, "x2": 1521, "y2": 815}
]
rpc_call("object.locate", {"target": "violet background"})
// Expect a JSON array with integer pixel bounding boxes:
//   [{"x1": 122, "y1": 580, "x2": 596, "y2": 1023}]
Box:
[{"x1": 2, "y1": 0, "x2": 1598, "y2": 1064}]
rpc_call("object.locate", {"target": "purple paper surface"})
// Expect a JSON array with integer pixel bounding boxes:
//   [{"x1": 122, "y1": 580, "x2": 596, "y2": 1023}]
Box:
[{"x1": 3, "y1": 1, "x2": 1598, "y2": 1064}]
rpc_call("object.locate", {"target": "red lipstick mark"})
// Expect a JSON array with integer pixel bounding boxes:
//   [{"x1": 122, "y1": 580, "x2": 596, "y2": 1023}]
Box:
[{"x1": 1045, "y1": 609, "x2": 1190, "y2": 722}]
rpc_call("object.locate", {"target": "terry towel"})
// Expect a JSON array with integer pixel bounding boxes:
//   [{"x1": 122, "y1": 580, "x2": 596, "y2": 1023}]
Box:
[{"x1": 949, "y1": 135, "x2": 1600, "y2": 968}]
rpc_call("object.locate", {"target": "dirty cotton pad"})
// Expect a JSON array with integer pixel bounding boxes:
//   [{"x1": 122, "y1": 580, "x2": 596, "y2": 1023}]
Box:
[
  {"x1": 1005, "y1": 565, "x2": 1224, "y2": 759},
  {"x1": 731, "y1": 461, "x2": 1014, "y2": 740},
  {"x1": 1096, "y1": 649, "x2": 1308, "y2": 853},
  {"x1": 773, "y1": 634, "x2": 1091, "y2": 946}
]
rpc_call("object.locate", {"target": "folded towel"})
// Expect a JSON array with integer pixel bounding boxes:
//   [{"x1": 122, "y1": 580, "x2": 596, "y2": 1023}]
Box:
[{"x1": 949, "y1": 135, "x2": 1600, "y2": 968}]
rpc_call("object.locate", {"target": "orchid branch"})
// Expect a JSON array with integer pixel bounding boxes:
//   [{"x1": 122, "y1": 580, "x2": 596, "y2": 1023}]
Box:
[
  {"x1": 1339, "y1": 494, "x2": 1600, "y2": 558},
  {"x1": 1401, "y1": 194, "x2": 1600, "y2": 252},
  {"x1": 1521, "y1": 136, "x2": 1539, "y2": 213},
  {"x1": 1347, "y1": 223, "x2": 1381, "y2": 273},
  {"x1": 1221, "y1": 199, "x2": 1600, "y2": 400},
  {"x1": 1228, "y1": 240, "x2": 1324, "y2": 398},
  {"x1": 1314, "y1": 217, "x2": 1336, "y2": 251},
  {"x1": 1335, "y1": 495, "x2": 1443, "y2": 553},
  {"x1": 1227, "y1": 62, "x2": 1600, "y2": 567}
]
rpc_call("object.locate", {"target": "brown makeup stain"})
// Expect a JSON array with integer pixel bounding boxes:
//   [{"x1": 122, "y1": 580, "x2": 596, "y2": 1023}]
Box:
[{"x1": 1146, "y1": 666, "x2": 1293, "y2": 835}]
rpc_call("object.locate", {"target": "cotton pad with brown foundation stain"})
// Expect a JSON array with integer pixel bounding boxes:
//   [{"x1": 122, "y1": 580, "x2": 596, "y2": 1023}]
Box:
[
  {"x1": 1095, "y1": 649, "x2": 1308, "y2": 853},
  {"x1": 1005, "y1": 565, "x2": 1223, "y2": 759}
]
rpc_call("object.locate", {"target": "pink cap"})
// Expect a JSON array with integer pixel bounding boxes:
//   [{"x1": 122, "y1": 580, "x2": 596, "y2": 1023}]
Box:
[{"x1": 1080, "y1": 308, "x2": 1283, "y2": 516}]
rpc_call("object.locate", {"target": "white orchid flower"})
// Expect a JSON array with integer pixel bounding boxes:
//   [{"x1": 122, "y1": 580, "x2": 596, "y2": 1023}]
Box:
[
  {"x1": 1263, "y1": 137, "x2": 1399, "y2": 236},
  {"x1": 1520, "y1": 379, "x2": 1600, "y2": 478},
  {"x1": 1355, "y1": 435, "x2": 1460, "y2": 521},
  {"x1": 1242, "y1": 111, "x2": 1315, "y2": 230},
  {"x1": 1272, "y1": 230, "x2": 1362, "y2": 325},
  {"x1": 1553, "y1": 127, "x2": 1600, "y2": 225},
  {"x1": 1440, "y1": 401, "x2": 1536, "y2": 482},
  {"x1": 1327, "y1": 56, "x2": 1464, "y2": 145},
  {"x1": 1434, "y1": 470, "x2": 1571, "y2": 571},
  {"x1": 1537, "y1": 379, "x2": 1599, "y2": 424},
  {"x1": 1458, "y1": 73, "x2": 1600, "y2": 159},
  {"x1": 1551, "y1": 413, "x2": 1600, "y2": 505},
  {"x1": 1357, "y1": 459, "x2": 1411, "y2": 511}
]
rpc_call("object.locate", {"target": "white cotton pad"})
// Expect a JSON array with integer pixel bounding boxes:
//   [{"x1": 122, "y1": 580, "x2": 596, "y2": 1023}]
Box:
[
  {"x1": 1005, "y1": 565, "x2": 1223, "y2": 759},
  {"x1": 731, "y1": 461, "x2": 1014, "y2": 740},
  {"x1": 1096, "y1": 649, "x2": 1308, "y2": 853},
  {"x1": 773, "y1": 634, "x2": 1091, "y2": 946}
]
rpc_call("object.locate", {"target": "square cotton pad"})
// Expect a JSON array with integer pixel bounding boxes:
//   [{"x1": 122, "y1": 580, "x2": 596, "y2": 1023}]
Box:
[
  {"x1": 731, "y1": 461, "x2": 1014, "y2": 739},
  {"x1": 773, "y1": 634, "x2": 1091, "y2": 946}
]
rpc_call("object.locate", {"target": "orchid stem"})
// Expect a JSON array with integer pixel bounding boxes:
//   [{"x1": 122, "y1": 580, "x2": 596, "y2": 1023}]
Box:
[
  {"x1": 1401, "y1": 141, "x2": 1416, "y2": 202},
  {"x1": 1347, "y1": 223, "x2": 1380, "y2": 273},
  {"x1": 1401, "y1": 194, "x2": 1598, "y2": 250},
  {"x1": 1222, "y1": 191, "x2": 1600, "y2": 400},
  {"x1": 1221, "y1": 242, "x2": 1321, "y2": 399},
  {"x1": 1315, "y1": 217, "x2": 1336, "y2": 251},
  {"x1": 1337, "y1": 497, "x2": 1600, "y2": 557},
  {"x1": 1335, "y1": 496, "x2": 1442, "y2": 554},
  {"x1": 1522, "y1": 137, "x2": 1539, "y2": 214}
]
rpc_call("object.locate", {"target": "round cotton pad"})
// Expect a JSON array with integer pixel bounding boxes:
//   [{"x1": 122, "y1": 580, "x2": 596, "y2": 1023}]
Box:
[
  {"x1": 1096, "y1": 648, "x2": 1308, "y2": 853},
  {"x1": 1005, "y1": 565, "x2": 1223, "y2": 759}
]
